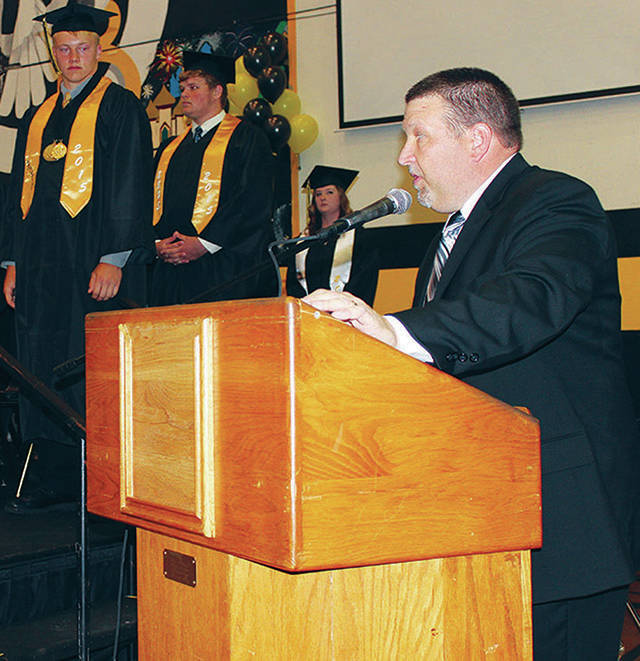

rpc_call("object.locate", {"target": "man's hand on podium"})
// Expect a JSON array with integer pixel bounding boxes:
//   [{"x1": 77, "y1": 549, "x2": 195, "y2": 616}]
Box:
[{"x1": 302, "y1": 289, "x2": 398, "y2": 348}]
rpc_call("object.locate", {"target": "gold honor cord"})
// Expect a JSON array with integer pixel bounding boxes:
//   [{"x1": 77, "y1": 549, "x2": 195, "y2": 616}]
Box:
[
  {"x1": 20, "y1": 77, "x2": 112, "y2": 219},
  {"x1": 153, "y1": 114, "x2": 241, "y2": 233}
]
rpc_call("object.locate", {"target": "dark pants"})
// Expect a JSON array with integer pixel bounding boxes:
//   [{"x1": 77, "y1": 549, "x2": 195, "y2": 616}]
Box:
[{"x1": 533, "y1": 585, "x2": 629, "y2": 660}]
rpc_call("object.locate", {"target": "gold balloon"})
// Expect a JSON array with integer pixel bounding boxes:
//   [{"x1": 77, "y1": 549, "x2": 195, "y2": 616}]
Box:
[
  {"x1": 228, "y1": 96, "x2": 243, "y2": 117},
  {"x1": 235, "y1": 55, "x2": 248, "y2": 78},
  {"x1": 288, "y1": 113, "x2": 319, "y2": 153},
  {"x1": 227, "y1": 73, "x2": 259, "y2": 111},
  {"x1": 271, "y1": 88, "x2": 301, "y2": 121}
]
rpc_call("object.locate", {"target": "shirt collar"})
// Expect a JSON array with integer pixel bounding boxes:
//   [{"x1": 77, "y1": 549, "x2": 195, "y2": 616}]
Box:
[
  {"x1": 192, "y1": 110, "x2": 226, "y2": 137},
  {"x1": 457, "y1": 153, "x2": 516, "y2": 221},
  {"x1": 61, "y1": 74, "x2": 93, "y2": 100}
]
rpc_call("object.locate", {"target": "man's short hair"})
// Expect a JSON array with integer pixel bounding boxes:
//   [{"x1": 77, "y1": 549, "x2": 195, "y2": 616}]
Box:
[
  {"x1": 180, "y1": 68, "x2": 228, "y2": 109},
  {"x1": 405, "y1": 68, "x2": 522, "y2": 150}
]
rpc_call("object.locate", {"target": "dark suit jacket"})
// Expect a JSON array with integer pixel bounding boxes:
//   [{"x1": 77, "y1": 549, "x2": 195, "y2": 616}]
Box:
[{"x1": 394, "y1": 153, "x2": 639, "y2": 604}]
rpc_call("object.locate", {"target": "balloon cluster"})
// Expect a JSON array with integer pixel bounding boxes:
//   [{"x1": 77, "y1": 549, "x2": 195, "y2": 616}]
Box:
[{"x1": 227, "y1": 31, "x2": 319, "y2": 154}]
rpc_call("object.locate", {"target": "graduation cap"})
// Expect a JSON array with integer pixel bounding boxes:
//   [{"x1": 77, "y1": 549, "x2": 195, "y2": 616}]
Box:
[
  {"x1": 182, "y1": 51, "x2": 235, "y2": 86},
  {"x1": 302, "y1": 165, "x2": 359, "y2": 192},
  {"x1": 34, "y1": 1, "x2": 116, "y2": 36}
]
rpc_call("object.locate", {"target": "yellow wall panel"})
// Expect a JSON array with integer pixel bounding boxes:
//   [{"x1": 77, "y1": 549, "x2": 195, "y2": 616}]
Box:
[
  {"x1": 373, "y1": 268, "x2": 418, "y2": 315},
  {"x1": 618, "y1": 257, "x2": 640, "y2": 330},
  {"x1": 373, "y1": 260, "x2": 639, "y2": 331}
]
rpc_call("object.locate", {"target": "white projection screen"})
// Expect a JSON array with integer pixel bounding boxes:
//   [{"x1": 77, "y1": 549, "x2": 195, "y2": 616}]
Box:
[{"x1": 337, "y1": 0, "x2": 640, "y2": 127}]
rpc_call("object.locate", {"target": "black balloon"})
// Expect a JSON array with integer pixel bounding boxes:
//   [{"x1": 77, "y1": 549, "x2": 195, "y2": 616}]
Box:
[
  {"x1": 261, "y1": 31, "x2": 288, "y2": 64},
  {"x1": 264, "y1": 114, "x2": 291, "y2": 152},
  {"x1": 257, "y1": 66, "x2": 287, "y2": 103},
  {"x1": 243, "y1": 46, "x2": 272, "y2": 77},
  {"x1": 243, "y1": 97, "x2": 273, "y2": 126}
]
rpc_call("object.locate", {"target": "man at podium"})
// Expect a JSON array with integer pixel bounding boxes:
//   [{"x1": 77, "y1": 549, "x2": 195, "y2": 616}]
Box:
[{"x1": 304, "y1": 68, "x2": 639, "y2": 660}]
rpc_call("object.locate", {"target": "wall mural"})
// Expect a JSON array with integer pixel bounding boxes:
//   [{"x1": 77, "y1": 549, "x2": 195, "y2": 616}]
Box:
[
  {"x1": 0, "y1": 0, "x2": 168, "y2": 173},
  {"x1": 0, "y1": 0, "x2": 300, "y2": 182}
]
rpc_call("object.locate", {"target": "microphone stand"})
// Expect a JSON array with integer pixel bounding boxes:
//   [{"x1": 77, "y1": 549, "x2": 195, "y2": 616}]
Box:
[
  {"x1": 52, "y1": 234, "x2": 333, "y2": 380},
  {"x1": 55, "y1": 191, "x2": 409, "y2": 379},
  {"x1": 267, "y1": 230, "x2": 345, "y2": 297},
  {"x1": 54, "y1": 251, "x2": 289, "y2": 380}
]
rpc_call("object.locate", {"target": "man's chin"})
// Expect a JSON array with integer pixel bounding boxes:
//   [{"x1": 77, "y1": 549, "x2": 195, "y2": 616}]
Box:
[
  {"x1": 61, "y1": 69, "x2": 94, "y2": 88},
  {"x1": 417, "y1": 190, "x2": 433, "y2": 208}
]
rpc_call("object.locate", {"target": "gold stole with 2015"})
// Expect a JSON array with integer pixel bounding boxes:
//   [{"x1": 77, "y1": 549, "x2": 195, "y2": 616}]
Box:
[
  {"x1": 153, "y1": 114, "x2": 241, "y2": 234},
  {"x1": 20, "y1": 76, "x2": 112, "y2": 220}
]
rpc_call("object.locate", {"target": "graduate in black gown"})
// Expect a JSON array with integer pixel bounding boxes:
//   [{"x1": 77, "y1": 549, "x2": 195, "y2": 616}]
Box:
[
  {"x1": 150, "y1": 52, "x2": 276, "y2": 306},
  {"x1": 286, "y1": 166, "x2": 379, "y2": 306},
  {"x1": 2, "y1": 2, "x2": 154, "y2": 513}
]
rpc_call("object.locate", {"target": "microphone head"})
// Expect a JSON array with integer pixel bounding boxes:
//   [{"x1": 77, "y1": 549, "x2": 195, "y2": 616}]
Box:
[{"x1": 386, "y1": 188, "x2": 412, "y2": 214}]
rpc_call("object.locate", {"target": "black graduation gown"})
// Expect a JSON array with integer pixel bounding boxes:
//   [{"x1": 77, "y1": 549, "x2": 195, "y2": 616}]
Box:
[
  {"x1": 8, "y1": 62, "x2": 154, "y2": 445},
  {"x1": 285, "y1": 228, "x2": 379, "y2": 306},
  {"x1": 0, "y1": 178, "x2": 15, "y2": 385},
  {"x1": 150, "y1": 118, "x2": 276, "y2": 306}
]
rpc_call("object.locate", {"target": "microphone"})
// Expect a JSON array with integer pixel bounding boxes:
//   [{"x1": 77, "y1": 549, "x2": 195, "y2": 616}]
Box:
[{"x1": 314, "y1": 188, "x2": 412, "y2": 240}]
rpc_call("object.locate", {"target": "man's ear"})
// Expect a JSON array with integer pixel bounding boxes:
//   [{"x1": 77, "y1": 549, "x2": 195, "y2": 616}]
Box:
[
  {"x1": 468, "y1": 122, "x2": 492, "y2": 161},
  {"x1": 212, "y1": 84, "x2": 224, "y2": 101}
]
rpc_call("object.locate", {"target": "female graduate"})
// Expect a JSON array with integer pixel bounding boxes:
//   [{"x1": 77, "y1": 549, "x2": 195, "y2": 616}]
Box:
[{"x1": 286, "y1": 166, "x2": 379, "y2": 306}]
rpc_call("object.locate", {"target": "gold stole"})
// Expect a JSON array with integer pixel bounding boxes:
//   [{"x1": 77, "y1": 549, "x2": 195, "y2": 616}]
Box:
[
  {"x1": 153, "y1": 114, "x2": 241, "y2": 234},
  {"x1": 20, "y1": 76, "x2": 112, "y2": 219}
]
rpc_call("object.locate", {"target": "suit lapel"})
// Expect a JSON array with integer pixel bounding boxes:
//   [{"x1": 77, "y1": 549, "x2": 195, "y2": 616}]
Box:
[{"x1": 429, "y1": 153, "x2": 530, "y2": 301}]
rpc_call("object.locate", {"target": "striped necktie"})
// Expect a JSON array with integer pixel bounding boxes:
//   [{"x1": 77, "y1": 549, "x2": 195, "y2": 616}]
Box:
[{"x1": 425, "y1": 211, "x2": 465, "y2": 302}]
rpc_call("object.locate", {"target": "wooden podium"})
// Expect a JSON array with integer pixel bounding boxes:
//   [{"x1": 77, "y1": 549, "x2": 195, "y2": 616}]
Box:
[{"x1": 85, "y1": 297, "x2": 541, "y2": 659}]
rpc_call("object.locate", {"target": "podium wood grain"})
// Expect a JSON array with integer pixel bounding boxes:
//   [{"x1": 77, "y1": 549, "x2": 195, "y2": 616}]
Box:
[
  {"x1": 86, "y1": 297, "x2": 541, "y2": 571},
  {"x1": 137, "y1": 529, "x2": 532, "y2": 660}
]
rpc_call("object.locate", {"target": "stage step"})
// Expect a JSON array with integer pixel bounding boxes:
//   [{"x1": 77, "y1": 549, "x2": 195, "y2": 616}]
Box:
[
  {"x1": 0, "y1": 490, "x2": 138, "y2": 658},
  {"x1": 0, "y1": 597, "x2": 137, "y2": 660}
]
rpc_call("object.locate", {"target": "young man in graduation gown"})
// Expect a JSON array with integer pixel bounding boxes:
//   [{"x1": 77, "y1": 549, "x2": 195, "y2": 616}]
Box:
[
  {"x1": 150, "y1": 51, "x2": 276, "y2": 306},
  {"x1": 2, "y1": 2, "x2": 154, "y2": 513}
]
